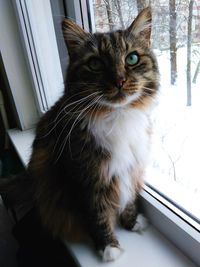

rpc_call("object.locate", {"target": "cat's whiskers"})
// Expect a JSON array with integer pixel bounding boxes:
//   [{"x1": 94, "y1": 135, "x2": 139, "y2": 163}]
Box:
[
  {"x1": 40, "y1": 91, "x2": 100, "y2": 138},
  {"x1": 63, "y1": 92, "x2": 100, "y2": 116},
  {"x1": 78, "y1": 95, "x2": 104, "y2": 156},
  {"x1": 59, "y1": 87, "x2": 100, "y2": 110},
  {"x1": 52, "y1": 92, "x2": 101, "y2": 155},
  {"x1": 55, "y1": 95, "x2": 102, "y2": 162},
  {"x1": 67, "y1": 95, "x2": 103, "y2": 148},
  {"x1": 87, "y1": 95, "x2": 104, "y2": 130},
  {"x1": 142, "y1": 91, "x2": 156, "y2": 98},
  {"x1": 136, "y1": 90, "x2": 156, "y2": 106},
  {"x1": 57, "y1": 98, "x2": 93, "y2": 141},
  {"x1": 44, "y1": 89, "x2": 97, "y2": 130},
  {"x1": 142, "y1": 86, "x2": 156, "y2": 92},
  {"x1": 130, "y1": 79, "x2": 159, "y2": 85},
  {"x1": 62, "y1": 93, "x2": 103, "y2": 136},
  {"x1": 57, "y1": 90, "x2": 99, "y2": 119},
  {"x1": 54, "y1": 94, "x2": 103, "y2": 163}
]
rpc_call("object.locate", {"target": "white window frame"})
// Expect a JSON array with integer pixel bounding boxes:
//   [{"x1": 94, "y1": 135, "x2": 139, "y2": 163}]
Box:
[
  {"x1": 0, "y1": 0, "x2": 38, "y2": 130},
  {"x1": 64, "y1": 0, "x2": 95, "y2": 32},
  {"x1": 141, "y1": 187, "x2": 200, "y2": 266},
  {"x1": 12, "y1": 0, "x2": 64, "y2": 114},
  {"x1": 1, "y1": 0, "x2": 199, "y2": 265}
]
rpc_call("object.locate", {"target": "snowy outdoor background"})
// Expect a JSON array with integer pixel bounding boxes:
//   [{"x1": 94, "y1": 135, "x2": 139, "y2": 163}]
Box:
[{"x1": 147, "y1": 47, "x2": 200, "y2": 220}]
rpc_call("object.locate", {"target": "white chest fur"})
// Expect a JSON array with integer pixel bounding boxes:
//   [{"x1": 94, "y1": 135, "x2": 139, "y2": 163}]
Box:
[{"x1": 87, "y1": 108, "x2": 150, "y2": 211}]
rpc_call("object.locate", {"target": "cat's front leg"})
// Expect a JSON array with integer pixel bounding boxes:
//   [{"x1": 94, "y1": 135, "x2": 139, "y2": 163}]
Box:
[
  {"x1": 119, "y1": 200, "x2": 148, "y2": 233},
  {"x1": 86, "y1": 203, "x2": 123, "y2": 261}
]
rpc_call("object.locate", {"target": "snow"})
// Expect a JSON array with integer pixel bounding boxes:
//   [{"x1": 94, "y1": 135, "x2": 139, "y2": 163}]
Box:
[{"x1": 145, "y1": 46, "x2": 200, "y2": 220}]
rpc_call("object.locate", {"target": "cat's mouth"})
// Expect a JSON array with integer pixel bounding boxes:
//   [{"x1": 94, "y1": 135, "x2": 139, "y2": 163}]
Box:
[
  {"x1": 102, "y1": 90, "x2": 142, "y2": 108},
  {"x1": 109, "y1": 90, "x2": 126, "y2": 101}
]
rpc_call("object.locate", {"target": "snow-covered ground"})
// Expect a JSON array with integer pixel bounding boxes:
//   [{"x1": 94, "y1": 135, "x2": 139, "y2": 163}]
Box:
[{"x1": 145, "y1": 46, "x2": 200, "y2": 221}]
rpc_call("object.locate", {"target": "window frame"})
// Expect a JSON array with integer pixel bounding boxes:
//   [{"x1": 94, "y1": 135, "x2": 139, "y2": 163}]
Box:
[
  {"x1": 1, "y1": 0, "x2": 200, "y2": 265},
  {"x1": 64, "y1": 0, "x2": 95, "y2": 32},
  {"x1": 0, "y1": 0, "x2": 39, "y2": 130},
  {"x1": 12, "y1": 0, "x2": 64, "y2": 116},
  {"x1": 141, "y1": 187, "x2": 200, "y2": 266}
]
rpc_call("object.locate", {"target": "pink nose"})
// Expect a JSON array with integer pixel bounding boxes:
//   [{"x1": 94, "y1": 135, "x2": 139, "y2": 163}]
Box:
[{"x1": 116, "y1": 76, "x2": 126, "y2": 89}]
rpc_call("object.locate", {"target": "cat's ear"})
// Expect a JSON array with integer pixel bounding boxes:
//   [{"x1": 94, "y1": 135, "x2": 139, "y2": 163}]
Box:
[
  {"x1": 127, "y1": 7, "x2": 152, "y2": 45},
  {"x1": 62, "y1": 19, "x2": 89, "y2": 55}
]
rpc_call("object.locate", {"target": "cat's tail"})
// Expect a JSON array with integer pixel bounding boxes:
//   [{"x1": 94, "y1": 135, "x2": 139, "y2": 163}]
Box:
[{"x1": 0, "y1": 172, "x2": 34, "y2": 209}]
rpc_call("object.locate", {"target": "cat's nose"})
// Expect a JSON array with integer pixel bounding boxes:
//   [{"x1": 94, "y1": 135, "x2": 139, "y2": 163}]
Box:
[{"x1": 116, "y1": 76, "x2": 126, "y2": 89}]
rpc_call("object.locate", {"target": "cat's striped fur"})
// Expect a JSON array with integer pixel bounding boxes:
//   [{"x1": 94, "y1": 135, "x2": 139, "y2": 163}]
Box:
[{"x1": 27, "y1": 7, "x2": 159, "y2": 261}]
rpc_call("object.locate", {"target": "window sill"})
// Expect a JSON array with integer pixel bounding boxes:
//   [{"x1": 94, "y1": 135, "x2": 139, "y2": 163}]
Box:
[
  {"x1": 8, "y1": 128, "x2": 35, "y2": 167},
  {"x1": 65, "y1": 226, "x2": 196, "y2": 267},
  {"x1": 8, "y1": 128, "x2": 198, "y2": 267}
]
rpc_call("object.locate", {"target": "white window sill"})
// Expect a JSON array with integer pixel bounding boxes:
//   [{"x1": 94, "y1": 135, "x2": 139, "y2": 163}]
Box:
[
  {"x1": 8, "y1": 128, "x2": 198, "y2": 267},
  {"x1": 66, "y1": 226, "x2": 197, "y2": 267},
  {"x1": 8, "y1": 128, "x2": 35, "y2": 167}
]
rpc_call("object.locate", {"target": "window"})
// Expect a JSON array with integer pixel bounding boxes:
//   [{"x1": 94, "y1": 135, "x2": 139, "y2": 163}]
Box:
[{"x1": 1, "y1": 0, "x2": 199, "y2": 265}]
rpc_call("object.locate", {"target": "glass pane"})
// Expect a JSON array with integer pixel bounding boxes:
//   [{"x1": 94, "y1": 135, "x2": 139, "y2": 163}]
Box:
[{"x1": 92, "y1": 0, "x2": 200, "y2": 223}]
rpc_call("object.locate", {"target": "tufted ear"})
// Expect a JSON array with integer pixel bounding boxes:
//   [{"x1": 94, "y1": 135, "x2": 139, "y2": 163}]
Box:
[
  {"x1": 62, "y1": 19, "x2": 89, "y2": 56},
  {"x1": 127, "y1": 7, "x2": 152, "y2": 45}
]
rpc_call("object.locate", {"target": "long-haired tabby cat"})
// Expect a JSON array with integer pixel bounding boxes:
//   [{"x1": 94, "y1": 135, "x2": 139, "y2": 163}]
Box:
[{"x1": 3, "y1": 7, "x2": 159, "y2": 261}]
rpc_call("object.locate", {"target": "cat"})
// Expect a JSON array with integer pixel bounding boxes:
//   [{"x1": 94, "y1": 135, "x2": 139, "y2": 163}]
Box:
[{"x1": 2, "y1": 7, "x2": 159, "y2": 262}]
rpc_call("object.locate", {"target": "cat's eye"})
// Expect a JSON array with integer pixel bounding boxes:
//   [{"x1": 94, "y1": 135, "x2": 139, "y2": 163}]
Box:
[
  {"x1": 88, "y1": 57, "x2": 104, "y2": 72},
  {"x1": 126, "y1": 52, "x2": 139, "y2": 66}
]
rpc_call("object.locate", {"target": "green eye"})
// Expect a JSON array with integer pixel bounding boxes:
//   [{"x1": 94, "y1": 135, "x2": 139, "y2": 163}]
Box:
[
  {"x1": 126, "y1": 52, "x2": 139, "y2": 66},
  {"x1": 88, "y1": 58, "x2": 104, "y2": 72}
]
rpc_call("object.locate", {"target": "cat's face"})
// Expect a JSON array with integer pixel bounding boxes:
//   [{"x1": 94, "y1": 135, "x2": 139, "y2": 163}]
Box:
[{"x1": 62, "y1": 7, "x2": 159, "y2": 110}]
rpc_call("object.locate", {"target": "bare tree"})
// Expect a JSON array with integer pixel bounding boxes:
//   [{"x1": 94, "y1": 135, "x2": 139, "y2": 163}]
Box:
[
  {"x1": 187, "y1": 0, "x2": 194, "y2": 106},
  {"x1": 114, "y1": 0, "x2": 125, "y2": 29},
  {"x1": 105, "y1": 0, "x2": 114, "y2": 30},
  {"x1": 193, "y1": 60, "x2": 200, "y2": 84},
  {"x1": 169, "y1": 0, "x2": 177, "y2": 85}
]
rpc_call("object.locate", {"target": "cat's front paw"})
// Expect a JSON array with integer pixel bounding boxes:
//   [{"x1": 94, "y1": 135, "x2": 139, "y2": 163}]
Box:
[
  {"x1": 132, "y1": 214, "x2": 148, "y2": 233},
  {"x1": 99, "y1": 245, "x2": 124, "y2": 261}
]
